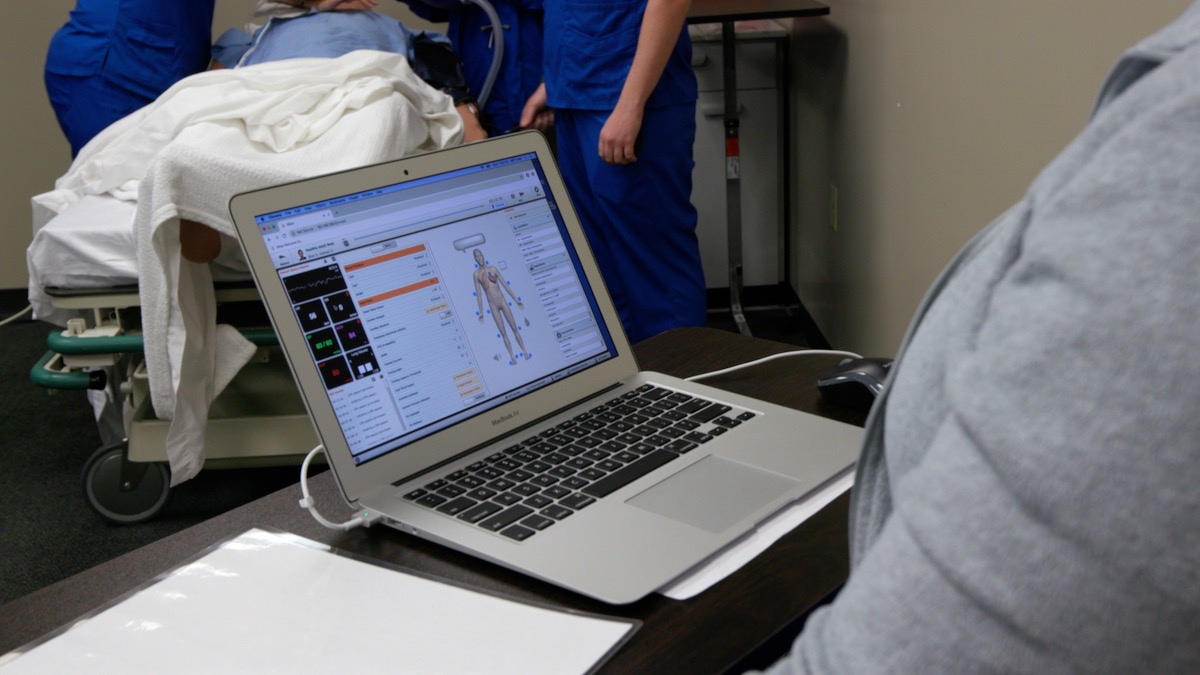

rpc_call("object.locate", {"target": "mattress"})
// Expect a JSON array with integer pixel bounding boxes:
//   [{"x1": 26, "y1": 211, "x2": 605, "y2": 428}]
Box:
[{"x1": 27, "y1": 194, "x2": 250, "y2": 324}]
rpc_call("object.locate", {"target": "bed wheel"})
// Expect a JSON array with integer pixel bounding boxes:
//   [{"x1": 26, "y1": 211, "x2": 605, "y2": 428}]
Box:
[{"x1": 82, "y1": 441, "x2": 171, "y2": 524}]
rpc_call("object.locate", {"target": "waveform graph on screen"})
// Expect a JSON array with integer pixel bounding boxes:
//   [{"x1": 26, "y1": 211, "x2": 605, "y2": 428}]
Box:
[{"x1": 284, "y1": 264, "x2": 349, "y2": 304}]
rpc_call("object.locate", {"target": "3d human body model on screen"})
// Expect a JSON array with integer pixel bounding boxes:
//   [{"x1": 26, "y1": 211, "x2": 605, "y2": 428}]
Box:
[{"x1": 471, "y1": 247, "x2": 531, "y2": 365}]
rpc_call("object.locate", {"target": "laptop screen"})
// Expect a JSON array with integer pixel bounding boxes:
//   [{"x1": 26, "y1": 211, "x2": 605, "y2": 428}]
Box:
[{"x1": 251, "y1": 152, "x2": 618, "y2": 465}]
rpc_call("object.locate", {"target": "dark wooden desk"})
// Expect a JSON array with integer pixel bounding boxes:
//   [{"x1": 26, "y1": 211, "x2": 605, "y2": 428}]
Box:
[
  {"x1": 0, "y1": 327, "x2": 864, "y2": 672},
  {"x1": 690, "y1": 0, "x2": 829, "y2": 24}
]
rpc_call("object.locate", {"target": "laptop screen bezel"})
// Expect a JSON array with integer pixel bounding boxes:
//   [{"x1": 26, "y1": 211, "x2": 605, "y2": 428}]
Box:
[{"x1": 229, "y1": 131, "x2": 640, "y2": 506}]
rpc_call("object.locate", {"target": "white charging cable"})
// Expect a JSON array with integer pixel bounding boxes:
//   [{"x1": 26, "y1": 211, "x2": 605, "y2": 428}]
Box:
[
  {"x1": 298, "y1": 443, "x2": 376, "y2": 531},
  {"x1": 0, "y1": 305, "x2": 32, "y2": 328},
  {"x1": 685, "y1": 349, "x2": 862, "y2": 382}
]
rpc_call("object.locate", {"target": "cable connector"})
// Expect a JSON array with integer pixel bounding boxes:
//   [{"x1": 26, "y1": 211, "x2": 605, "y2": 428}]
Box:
[
  {"x1": 298, "y1": 444, "x2": 371, "y2": 531},
  {"x1": 355, "y1": 509, "x2": 384, "y2": 528}
]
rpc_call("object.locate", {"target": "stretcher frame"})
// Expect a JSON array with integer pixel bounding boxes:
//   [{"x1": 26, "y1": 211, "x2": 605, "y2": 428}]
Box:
[
  {"x1": 26, "y1": 36, "x2": 488, "y2": 525},
  {"x1": 30, "y1": 283, "x2": 317, "y2": 524}
]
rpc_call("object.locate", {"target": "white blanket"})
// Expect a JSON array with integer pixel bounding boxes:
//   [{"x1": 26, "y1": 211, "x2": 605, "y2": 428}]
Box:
[{"x1": 31, "y1": 50, "x2": 463, "y2": 484}]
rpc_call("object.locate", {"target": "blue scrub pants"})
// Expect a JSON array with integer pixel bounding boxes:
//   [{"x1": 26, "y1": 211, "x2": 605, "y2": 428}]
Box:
[{"x1": 555, "y1": 103, "x2": 706, "y2": 342}]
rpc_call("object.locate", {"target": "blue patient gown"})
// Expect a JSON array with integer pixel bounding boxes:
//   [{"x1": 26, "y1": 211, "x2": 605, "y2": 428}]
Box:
[
  {"x1": 45, "y1": 0, "x2": 216, "y2": 156},
  {"x1": 212, "y1": 11, "x2": 445, "y2": 68},
  {"x1": 543, "y1": 0, "x2": 705, "y2": 343}
]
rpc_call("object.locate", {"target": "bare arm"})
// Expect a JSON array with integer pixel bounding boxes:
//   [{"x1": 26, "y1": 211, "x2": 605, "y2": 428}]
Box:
[
  {"x1": 457, "y1": 102, "x2": 489, "y2": 143},
  {"x1": 474, "y1": 269, "x2": 486, "y2": 321},
  {"x1": 494, "y1": 269, "x2": 522, "y2": 304},
  {"x1": 599, "y1": 0, "x2": 691, "y2": 165}
]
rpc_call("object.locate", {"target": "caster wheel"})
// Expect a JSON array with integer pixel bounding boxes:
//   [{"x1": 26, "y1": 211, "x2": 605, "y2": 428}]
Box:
[{"x1": 82, "y1": 441, "x2": 171, "y2": 524}]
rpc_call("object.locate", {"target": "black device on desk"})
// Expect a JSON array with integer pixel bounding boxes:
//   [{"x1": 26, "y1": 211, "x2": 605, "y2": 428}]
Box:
[{"x1": 817, "y1": 357, "x2": 893, "y2": 412}]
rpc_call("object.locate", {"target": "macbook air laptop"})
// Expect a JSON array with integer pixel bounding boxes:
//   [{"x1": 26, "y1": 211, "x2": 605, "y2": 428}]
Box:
[{"x1": 228, "y1": 130, "x2": 861, "y2": 604}]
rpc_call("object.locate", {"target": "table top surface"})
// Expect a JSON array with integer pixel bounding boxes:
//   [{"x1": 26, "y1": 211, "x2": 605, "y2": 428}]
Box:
[
  {"x1": 0, "y1": 327, "x2": 865, "y2": 672},
  {"x1": 689, "y1": 0, "x2": 829, "y2": 23}
]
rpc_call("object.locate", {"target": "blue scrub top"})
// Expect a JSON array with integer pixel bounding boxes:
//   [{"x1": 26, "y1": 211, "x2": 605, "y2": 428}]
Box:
[
  {"x1": 45, "y1": 0, "x2": 215, "y2": 100},
  {"x1": 542, "y1": 0, "x2": 696, "y2": 111}
]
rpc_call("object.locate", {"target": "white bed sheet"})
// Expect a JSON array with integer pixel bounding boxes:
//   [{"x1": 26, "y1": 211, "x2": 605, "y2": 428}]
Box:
[
  {"x1": 27, "y1": 50, "x2": 463, "y2": 485},
  {"x1": 26, "y1": 194, "x2": 251, "y2": 326}
]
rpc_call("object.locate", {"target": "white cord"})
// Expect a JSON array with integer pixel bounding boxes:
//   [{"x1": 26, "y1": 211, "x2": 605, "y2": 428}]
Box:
[
  {"x1": 685, "y1": 349, "x2": 863, "y2": 382},
  {"x1": 298, "y1": 444, "x2": 373, "y2": 531},
  {"x1": 0, "y1": 305, "x2": 32, "y2": 327}
]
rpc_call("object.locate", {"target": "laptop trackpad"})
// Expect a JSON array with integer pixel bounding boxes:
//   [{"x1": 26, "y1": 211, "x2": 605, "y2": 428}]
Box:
[{"x1": 627, "y1": 456, "x2": 798, "y2": 534}]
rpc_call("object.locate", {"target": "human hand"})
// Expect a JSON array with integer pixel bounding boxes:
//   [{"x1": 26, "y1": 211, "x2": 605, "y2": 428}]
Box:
[
  {"x1": 457, "y1": 102, "x2": 489, "y2": 143},
  {"x1": 523, "y1": 109, "x2": 554, "y2": 133},
  {"x1": 519, "y1": 83, "x2": 554, "y2": 132},
  {"x1": 180, "y1": 219, "x2": 222, "y2": 263},
  {"x1": 598, "y1": 103, "x2": 643, "y2": 164}
]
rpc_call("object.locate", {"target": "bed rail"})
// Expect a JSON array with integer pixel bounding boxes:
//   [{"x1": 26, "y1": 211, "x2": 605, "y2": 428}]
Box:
[{"x1": 31, "y1": 327, "x2": 279, "y2": 390}]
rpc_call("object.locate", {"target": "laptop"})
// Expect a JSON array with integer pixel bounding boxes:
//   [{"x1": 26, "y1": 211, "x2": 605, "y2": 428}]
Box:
[{"x1": 228, "y1": 130, "x2": 861, "y2": 604}]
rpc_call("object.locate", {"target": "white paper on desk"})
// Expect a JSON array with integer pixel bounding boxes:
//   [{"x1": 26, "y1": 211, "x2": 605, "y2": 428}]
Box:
[
  {"x1": 0, "y1": 529, "x2": 636, "y2": 674},
  {"x1": 659, "y1": 471, "x2": 854, "y2": 600}
]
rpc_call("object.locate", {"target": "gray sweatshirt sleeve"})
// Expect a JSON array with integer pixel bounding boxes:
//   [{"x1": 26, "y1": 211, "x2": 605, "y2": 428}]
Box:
[{"x1": 762, "y1": 18, "x2": 1200, "y2": 674}]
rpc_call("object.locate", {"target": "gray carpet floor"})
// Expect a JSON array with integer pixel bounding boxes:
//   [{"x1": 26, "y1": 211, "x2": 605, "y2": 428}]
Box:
[{"x1": 0, "y1": 309, "x2": 299, "y2": 606}]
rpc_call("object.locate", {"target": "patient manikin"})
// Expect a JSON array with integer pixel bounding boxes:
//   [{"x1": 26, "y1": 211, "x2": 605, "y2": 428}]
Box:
[
  {"x1": 471, "y1": 248, "x2": 531, "y2": 365},
  {"x1": 211, "y1": 1, "x2": 483, "y2": 142},
  {"x1": 183, "y1": 1, "x2": 485, "y2": 265},
  {"x1": 213, "y1": 2, "x2": 433, "y2": 68}
]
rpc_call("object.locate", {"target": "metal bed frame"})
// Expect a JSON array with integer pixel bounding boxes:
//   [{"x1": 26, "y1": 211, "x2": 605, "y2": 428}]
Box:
[{"x1": 30, "y1": 283, "x2": 316, "y2": 524}]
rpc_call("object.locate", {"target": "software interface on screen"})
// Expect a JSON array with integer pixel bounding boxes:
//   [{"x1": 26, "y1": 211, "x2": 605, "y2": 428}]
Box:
[{"x1": 253, "y1": 153, "x2": 618, "y2": 464}]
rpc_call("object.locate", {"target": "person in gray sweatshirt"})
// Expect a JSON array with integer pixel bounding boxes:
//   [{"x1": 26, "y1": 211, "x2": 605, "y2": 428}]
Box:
[{"x1": 764, "y1": 4, "x2": 1200, "y2": 672}]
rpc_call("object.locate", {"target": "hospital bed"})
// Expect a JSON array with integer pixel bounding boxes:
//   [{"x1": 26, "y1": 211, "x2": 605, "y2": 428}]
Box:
[
  {"x1": 29, "y1": 196, "x2": 320, "y2": 524},
  {"x1": 27, "y1": 50, "x2": 464, "y2": 524}
]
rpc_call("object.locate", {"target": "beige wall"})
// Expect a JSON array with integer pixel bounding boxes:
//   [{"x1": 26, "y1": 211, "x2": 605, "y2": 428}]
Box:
[
  {"x1": 4, "y1": 2, "x2": 1193, "y2": 358},
  {"x1": 0, "y1": 1, "x2": 439, "y2": 292},
  {"x1": 787, "y1": 0, "x2": 1193, "y2": 356},
  {"x1": 1, "y1": 2, "x2": 71, "y2": 290}
]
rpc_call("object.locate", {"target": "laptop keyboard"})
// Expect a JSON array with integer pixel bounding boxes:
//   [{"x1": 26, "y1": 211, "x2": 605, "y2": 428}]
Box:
[{"x1": 400, "y1": 384, "x2": 757, "y2": 542}]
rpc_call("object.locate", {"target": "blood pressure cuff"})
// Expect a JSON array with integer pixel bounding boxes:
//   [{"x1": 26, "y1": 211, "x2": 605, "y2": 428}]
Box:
[{"x1": 411, "y1": 34, "x2": 473, "y2": 106}]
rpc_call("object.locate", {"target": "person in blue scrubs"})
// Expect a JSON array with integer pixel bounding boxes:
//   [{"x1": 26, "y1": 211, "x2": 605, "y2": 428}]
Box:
[
  {"x1": 520, "y1": 0, "x2": 704, "y2": 343},
  {"x1": 397, "y1": 0, "x2": 544, "y2": 136},
  {"x1": 44, "y1": 1, "x2": 217, "y2": 157}
]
